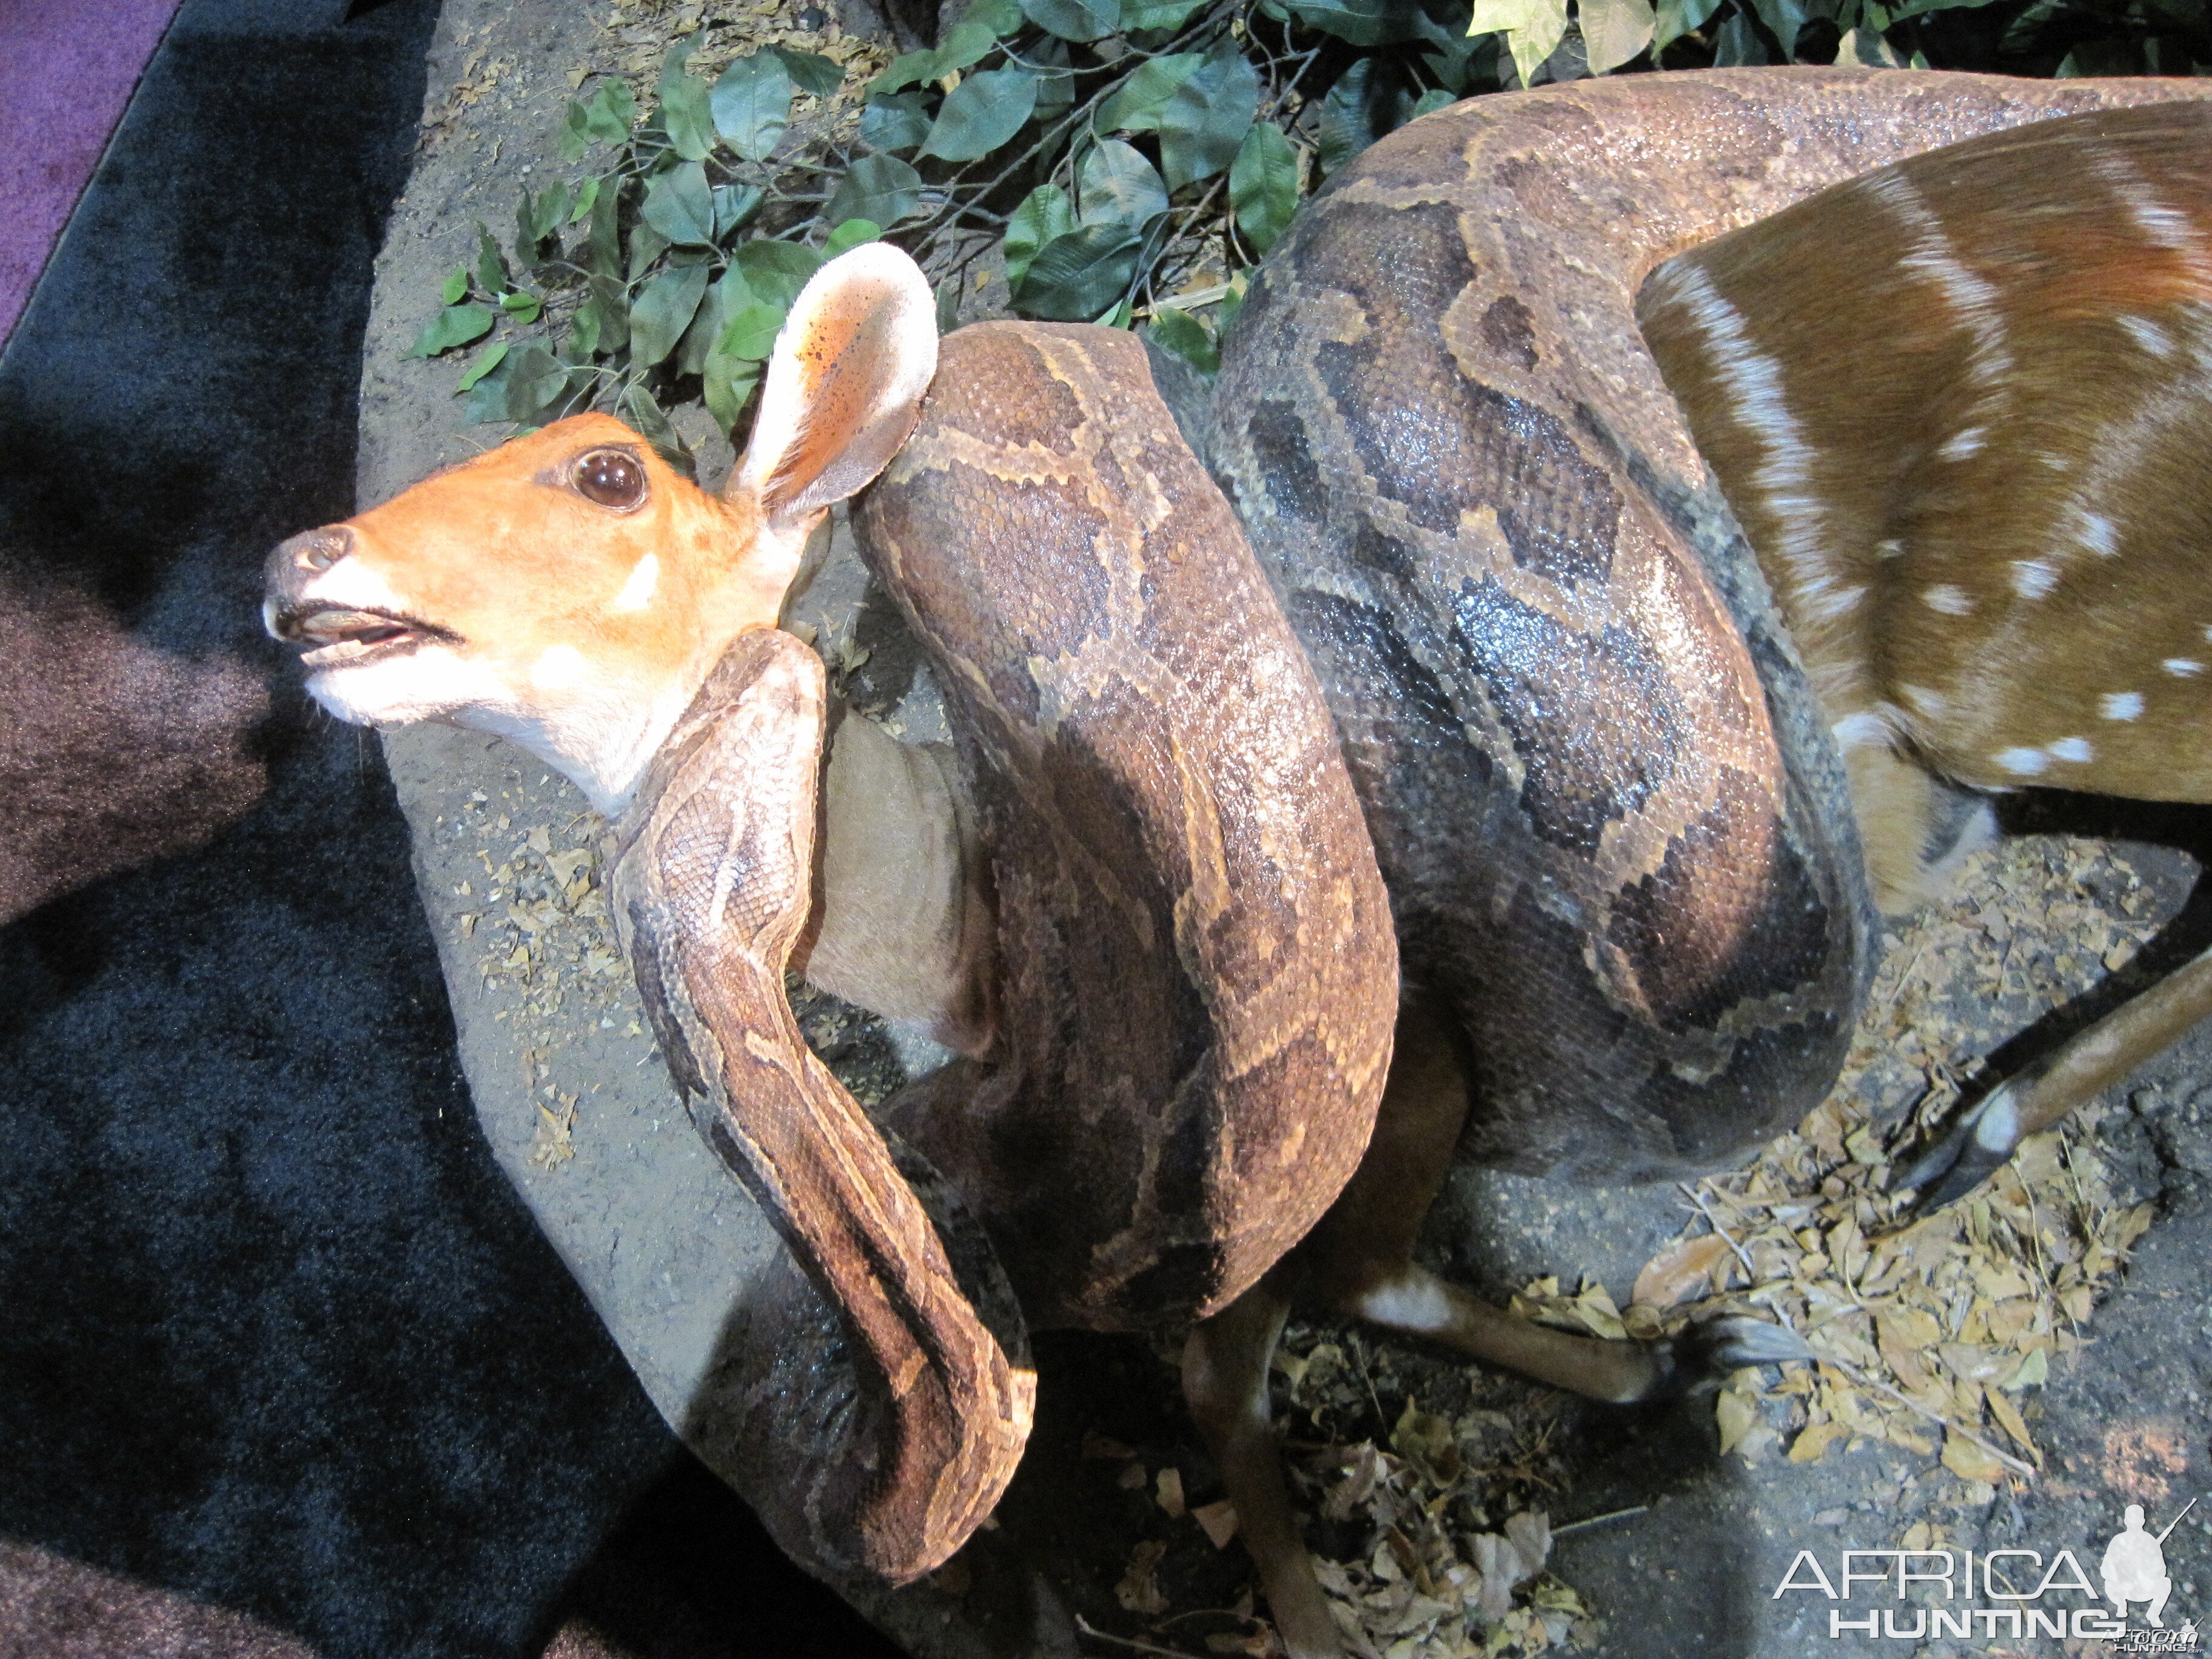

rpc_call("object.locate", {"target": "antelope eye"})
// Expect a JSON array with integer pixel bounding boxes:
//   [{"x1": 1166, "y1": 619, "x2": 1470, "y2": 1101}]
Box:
[{"x1": 572, "y1": 447, "x2": 647, "y2": 509}]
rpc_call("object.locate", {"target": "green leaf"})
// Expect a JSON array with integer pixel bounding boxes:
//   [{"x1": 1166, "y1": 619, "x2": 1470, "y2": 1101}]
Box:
[
  {"x1": 475, "y1": 224, "x2": 511, "y2": 295},
  {"x1": 453, "y1": 340, "x2": 509, "y2": 393},
  {"x1": 1144, "y1": 309, "x2": 1217, "y2": 377},
  {"x1": 1021, "y1": 0, "x2": 1120, "y2": 40},
  {"x1": 505, "y1": 344, "x2": 578, "y2": 424},
  {"x1": 461, "y1": 354, "x2": 515, "y2": 424},
  {"x1": 1078, "y1": 139, "x2": 1168, "y2": 229},
  {"x1": 702, "y1": 344, "x2": 765, "y2": 438},
  {"x1": 824, "y1": 218, "x2": 882, "y2": 258},
  {"x1": 660, "y1": 39, "x2": 718, "y2": 161},
  {"x1": 716, "y1": 299, "x2": 789, "y2": 362},
  {"x1": 629, "y1": 261, "x2": 713, "y2": 368},
  {"x1": 1653, "y1": 0, "x2": 1725, "y2": 46},
  {"x1": 1711, "y1": 5, "x2": 1771, "y2": 61},
  {"x1": 1833, "y1": 21, "x2": 1903, "y2": 59},
  {"x1": 620, "y1": 383, "x2": 694, "y2": 474},
  {"x1": 569, "y1": 293, "x2": 605, "y2": 358},
  {"x1": 938, "y1": 15, "x2": 1006, "y2": 72},
  {"x1": 1002, "y1": 183, "x2": 1074, "y2": 290},
  {"x1": 825, "y1": 153, "x2": 923, "y2": 229},
  {"x1": 936, "y1": 278, "x2": 962, "y2": 334},
  {"x1": 965, "y1": 0, "x2": 1027, "y2": 28},
  {"x1": 587, "y1": 175, "x2": 622, "y2": 280},
  {"x1": 1316, "y1": 59, "x2": 1378, "y2": 173},
  {"x1": 1469, "y1": 0, "x2": 1570, "y2": 85},
  {"x1": 560, "y1": 101, "x2": 591, "y2": 163},
  {"x1": 773, "y1": 44, "x2": 845, "y2": 96},
  {"x1": 1033, "y1": 36, "x2": 1075, "y2": 116},
  {"x1": 569, "y1": 176, "x2": 601, "y2": 225},
  {"x1": 641, "y1": 161, "x2": 717, "y2": 246},
  {"x1": 1011, "y1": 223, "x2": 1141, "y2": 321},
  {"x1": 1094, "y1": 52, "x2": 1203, "y2": 132},
  {"x1": 862, "y1": 92, "x2": 931, "y2": 152},
  {"x1": 627, "y1": 222, "x2": 668, "y2": 284},
  {"x1": 1158, "y1": 41, "x2": 1258, "y2": 190},
  {"x1": 499, "y1": 289, "x2": 544, "y2": 324},
  {"x1": 1280, "y1": 0, "x2": 1429, "y2": 42},
  {"x1": 1410, "y1": 87, "x2": 1456, "y2": 117},
  {"x1": 407, "y1": 303, "x2": 497, "y2": 358},
  {"x1": 871, "y1": 50, "x2": 942, "y2": 96},
  {"x1": 585, "y1": 81, "x2": 636, "y2": 144},
  {"x1": 441, "y1": 266, "x2": 469, "y2": 306},
  {"x1": 1581, "y1": 0, "x2": 1657, "y2": 70},
  {"x1": 714, "y1": 183, "x2": 764, "y2": 241},
  {"x1": 735, "y1": 238, "x2": 825, "y2": 309},
  {"x1": 677, "y1": 270, "x2": 742, "y2": 377},
  {"x1": 920, "y1": 66, "x2": 1041, "y2": 161},
  {"x1": 712, "y1": 52, "x2": 794, "y2": 162},
  {"x1": 1229, "y1": 121, "x2": 1298, "y2": 255},
  {"x1": 1747, "y1": 0, "x2": 1810, "y2": 53},
  {"x1": 1122, "y1": 0, "x2": 1208, "y2": 26}
]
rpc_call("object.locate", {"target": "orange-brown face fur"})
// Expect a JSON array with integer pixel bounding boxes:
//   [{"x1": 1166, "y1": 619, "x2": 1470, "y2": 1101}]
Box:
[{"x1": 264, "y1": 412, "x2": 808, "y2": 812}]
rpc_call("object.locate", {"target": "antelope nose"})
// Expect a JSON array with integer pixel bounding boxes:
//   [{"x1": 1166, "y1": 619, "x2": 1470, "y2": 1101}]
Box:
[
  {"x1": 280, "y1": 526, "x2": 354, "y2": 574},
  {"x1": 262, "y1": 525, "x2": 355, "y2": 639}
]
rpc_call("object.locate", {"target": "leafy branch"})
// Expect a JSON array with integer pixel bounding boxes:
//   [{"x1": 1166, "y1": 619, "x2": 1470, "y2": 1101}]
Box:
[{"x1": 409, "y1": 0, "x2": 2198, "y2": 471}]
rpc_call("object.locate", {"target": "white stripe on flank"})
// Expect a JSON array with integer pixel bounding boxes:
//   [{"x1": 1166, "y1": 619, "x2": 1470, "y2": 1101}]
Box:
[
  {"x1": 1831, "y1": 710, "x2": 1892, "y2": 750},
  {"x1": 1865, "y1": 170, "x2": 2013, "y2": 386},
  {"x1": 1651, "y1": 263, "x2": 1837, "y2": 621}
]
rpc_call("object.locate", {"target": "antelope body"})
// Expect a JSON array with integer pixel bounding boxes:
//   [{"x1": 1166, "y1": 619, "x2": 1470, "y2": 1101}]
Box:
[{"x1": 265, "y1": 70, "x2": 2212, "y2": 1659}]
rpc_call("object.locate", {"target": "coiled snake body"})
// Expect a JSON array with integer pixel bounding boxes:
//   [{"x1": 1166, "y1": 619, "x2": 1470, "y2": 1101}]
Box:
[{"x1": 613, "y1": 65, "x2": 2212, "y2": 1609}]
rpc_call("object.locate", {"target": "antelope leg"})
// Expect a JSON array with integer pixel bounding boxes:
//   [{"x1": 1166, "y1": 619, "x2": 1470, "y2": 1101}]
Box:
[
  {"x1": 1898, "y1": 941, "x2": 2212, "y2": 1210},
  {"x1": 1182, "y1": 1269, "x2": 1342, "y2": 1659}
]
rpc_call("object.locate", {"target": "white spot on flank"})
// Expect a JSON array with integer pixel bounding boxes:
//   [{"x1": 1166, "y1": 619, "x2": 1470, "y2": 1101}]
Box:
[
  {"x1": 1654, "y1": 265, "x2": 1838, "y2": 618},
  {"x1": 1922, "y1": 584, "x2": 1973, "y2": 616},
  {"x1": 2079, "y1": 514, "x2": 2120, "y2": 558},
  {"x1": 1358, "y1": 1275, "x2": 1454, "y2": 1333},
  {"x1": 1996, "y1": 746, "x2": 2049, "y2": 777},
  {"x1": 612, "y1": 552, "x2": 659, "y2": 612},
  {"x1": 2100, "y1": 691, "x2": 2144, "y2": 721},
  {"x1": 529, "y1": 645, "x2": 588, "y2": 690},
  {"x1": 1832, "y1": 710, "x2": 1892, "y2": 750},
  {"x1": 2165, "y1": 658, "x2": 2204, "y2": 677},
  {"x1": 2049, "y1": 736, "x2": 2094, "y2": 763},
  {"x1": 2013, "y1": 560, "x2": 2058, "y2": 598},
  {"x1": 1875, "y1": 537, "x2": 1906, "y2": 559},
  {"x1": 1901, "y1": 683, "x2": 1948, "y2": 717},
  {"x1": 2120, "y1": 315, "x2": 2175, "y2": 357},
  {"x1": 1939, "y1": 427, "x2": 1986, "y2": 460}
]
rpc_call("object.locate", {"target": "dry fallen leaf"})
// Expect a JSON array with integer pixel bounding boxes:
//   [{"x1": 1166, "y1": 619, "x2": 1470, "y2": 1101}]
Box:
[{"x1": 1632, "y1": 1232, "x2": 1734, "y2": 1308}]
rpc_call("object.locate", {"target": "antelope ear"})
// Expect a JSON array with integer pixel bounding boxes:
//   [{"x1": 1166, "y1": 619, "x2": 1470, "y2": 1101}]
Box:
[{"x1": 731, "y1": 242, "x2": 938, "y2": 532}]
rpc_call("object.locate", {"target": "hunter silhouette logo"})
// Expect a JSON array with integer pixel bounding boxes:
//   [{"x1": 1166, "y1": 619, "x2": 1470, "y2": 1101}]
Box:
[
  {"x1": 2104, "y1": 1500, "x2": 2194, "y2": 1631},
  {"x1": 1773, "y1": 1493, "x2": 2200, "y2": 1644}
]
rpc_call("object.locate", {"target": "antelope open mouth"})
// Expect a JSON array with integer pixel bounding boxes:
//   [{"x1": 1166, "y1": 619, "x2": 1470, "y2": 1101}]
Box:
[{"x1": 274, "y1": 604, "x2": 452, "y2": 669}]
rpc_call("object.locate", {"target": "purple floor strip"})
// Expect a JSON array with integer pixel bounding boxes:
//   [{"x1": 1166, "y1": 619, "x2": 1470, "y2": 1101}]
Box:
[{"x1": 0, "y1": 0, "x2": 184, "y2": 347}]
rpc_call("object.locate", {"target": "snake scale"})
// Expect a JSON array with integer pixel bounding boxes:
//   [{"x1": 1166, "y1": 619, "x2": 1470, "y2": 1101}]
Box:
[{"x1": 605, "y1": 65, "x2": 2212, "y2": 1608}]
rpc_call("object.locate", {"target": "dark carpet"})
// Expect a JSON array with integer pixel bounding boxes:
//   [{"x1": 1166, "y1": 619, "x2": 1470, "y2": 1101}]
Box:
[{"x1": 0, "y1": 3, "x2": 897, "y2": 1655}]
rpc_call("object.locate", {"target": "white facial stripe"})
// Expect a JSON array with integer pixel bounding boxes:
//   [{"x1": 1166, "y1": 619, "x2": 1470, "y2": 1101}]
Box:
[
  {"x1": 612, "y1": 553, "x2": 659, "y2": 612},
  {"x1": 530, "y1": 645, "x2": 588, "y2": 690}
]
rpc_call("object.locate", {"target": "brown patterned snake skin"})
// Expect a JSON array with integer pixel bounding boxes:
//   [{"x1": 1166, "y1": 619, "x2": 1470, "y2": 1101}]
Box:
[
  {"x1": 622, "y1": 321, "x2": 1399, "y2": 1586},
  {"x1": 261, "y1": 65, "x2": 2212, "y2": 1659}
]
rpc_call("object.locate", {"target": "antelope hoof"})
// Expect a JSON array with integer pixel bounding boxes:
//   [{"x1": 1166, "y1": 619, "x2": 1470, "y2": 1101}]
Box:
[
  {"x1": 1652, "y1": 1314, "x2": 1814, "y2": 1396},
  {"x1": 1891, "y1": 1083, "x2": 2020, "y2": 1213}
]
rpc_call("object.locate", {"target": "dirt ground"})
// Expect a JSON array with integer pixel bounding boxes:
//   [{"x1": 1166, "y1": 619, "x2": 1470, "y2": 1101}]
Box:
[{"x1": 354, "y1": 4, "x2": 2212, "y2": 1654}]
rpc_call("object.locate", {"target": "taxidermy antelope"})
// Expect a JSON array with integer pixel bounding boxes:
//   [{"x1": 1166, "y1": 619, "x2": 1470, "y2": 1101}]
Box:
[{"x1": 264, "y1": 67, "x2": 2212, "y2": 1659}]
